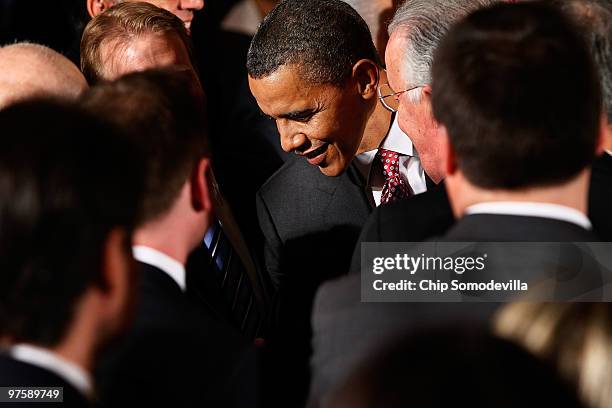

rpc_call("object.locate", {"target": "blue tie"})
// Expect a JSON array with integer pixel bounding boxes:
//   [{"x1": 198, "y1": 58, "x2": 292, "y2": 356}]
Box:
[{"x1": 203, "y1": 219, "x2": 262, "y2": 339}]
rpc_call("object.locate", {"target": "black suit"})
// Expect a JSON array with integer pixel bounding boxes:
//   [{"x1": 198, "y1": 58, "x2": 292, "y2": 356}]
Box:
[
  {"x1": 308, "y1": 214, "x2": 599, "y2": 406},
  {"x1": 0, "y1": 355, "x2": 89, "y2": 407},
  {"x1": 256, "y1": 156, "x2": 372, "y2": 406},
  {"x1": 96, "y1": 262, "x2": 257, "y2": 408},
  {"x1": 589, "y1": 153, "x2": 612, "y2": 241},
  {"x1": 349, "y1": 183, "x2": 453, "y2": 273}
]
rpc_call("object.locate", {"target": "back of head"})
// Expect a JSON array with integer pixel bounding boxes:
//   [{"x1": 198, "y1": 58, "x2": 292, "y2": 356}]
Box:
[
  {"x1": 81, "y1": 1, "x2": 193, "y2": 84},
  {"x1": 246, "y1": 0, "x2": 381, "y2": 86},
  {"x1": 432, "y1": 2, "x2": 602, "y2": 189},
  {"x1": 80, "y1": 67, "x2": 208, "y2": 224},
  {"x1": 330, "y1": 327, "x2": 583, "y2": 407},
  {"x1": 547, "y1": 0, "x2": 612, "y2": 123},
  {"x1": 0, "y1": 43, "x2": 87, "y2": 109},
  {"x1": 388, "y1": 0, "x2": 499, "y2": 89},
  {"x1": 0, "y1": 99, "x2": 142, "y2": 346}
]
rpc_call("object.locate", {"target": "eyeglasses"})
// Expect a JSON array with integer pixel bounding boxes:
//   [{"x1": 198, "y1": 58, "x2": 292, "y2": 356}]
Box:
[{"x1": 377, "y1": 83, "x2": 424, "y2": 113}]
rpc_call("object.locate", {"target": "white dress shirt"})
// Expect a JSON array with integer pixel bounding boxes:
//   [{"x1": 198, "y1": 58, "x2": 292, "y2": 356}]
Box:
[
  {"x1": 354, "y1": 115, "x2": 428, "y2": 206},
  {"x1": 10, "y1": 344, "x2": 93, "y2": 397},
  {"x1": 466, "y1": 201, "x2": 592, "y2": 230},
  {"x1": 132, "y1": 246, "x2": 187, "y2": 291}
]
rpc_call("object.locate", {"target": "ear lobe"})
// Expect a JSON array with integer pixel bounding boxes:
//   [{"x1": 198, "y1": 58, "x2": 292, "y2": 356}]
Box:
[
  {"x1": 191, "y1": 158, "x2": 214, "y2": 213},
  {"x1": 352, "y1": 59, "x2": 379, "y2": 99}
]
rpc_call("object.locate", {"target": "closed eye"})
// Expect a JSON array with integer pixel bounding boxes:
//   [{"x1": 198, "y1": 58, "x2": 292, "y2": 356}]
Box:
[{"x1": 279, "y1": 109, "x2": 317, "y2": 123}]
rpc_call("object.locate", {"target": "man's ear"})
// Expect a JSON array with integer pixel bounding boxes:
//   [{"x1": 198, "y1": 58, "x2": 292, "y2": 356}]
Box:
[
  {"x1": 191, "y1": 157, "x2": 213, "y2": 214},
  {"x1": 352, "y1": 59, "x2": 379, "y2": 100},
  {"x1": 87, "y1": 0, "x2": 112, "y2": 18},
  {"x1": 441, "y1": 125, "x2": 459, "y2": 177},
  {"x1": 596, "y1": 113, "x2": 608, "y2": 156},
  {"x1": 98, "y1": 227, "x2": 134, "y2": 322}
]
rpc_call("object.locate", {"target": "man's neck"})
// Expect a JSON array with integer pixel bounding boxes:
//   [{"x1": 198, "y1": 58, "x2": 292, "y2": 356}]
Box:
[
  {"x1": 358, "y1": 98, "x2": 393, "y2": 154},
  {"x1": 357, "y1": 70, "x2": 393, "y2": 155}
]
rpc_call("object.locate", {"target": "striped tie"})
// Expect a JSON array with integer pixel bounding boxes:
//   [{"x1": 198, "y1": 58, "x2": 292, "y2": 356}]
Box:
[{"x1": 203, "y1": 219, "x2": 262, "y2": 339}]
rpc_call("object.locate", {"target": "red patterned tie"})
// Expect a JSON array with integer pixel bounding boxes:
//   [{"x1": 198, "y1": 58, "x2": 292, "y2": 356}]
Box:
[{"x1": 376, "y1": 148, "x2": 412, "y2": 204}]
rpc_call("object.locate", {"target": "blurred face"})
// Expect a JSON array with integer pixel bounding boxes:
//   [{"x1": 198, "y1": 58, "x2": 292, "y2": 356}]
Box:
[
  {"x1": 248, "y1": 64, "x2": 370, "y2": 177},
  {"x1": 385, "y1": 31, "x2": 445, "y2": 183},
  {"x1": 101, "y1": 32, "x2": 194, "y2": 81},
  {"x1": 103, "y1": 0, "x2": 204, "y2": 31},
  {"x1": 134, "y1": 0, "x2": 204, "y2": 31}
]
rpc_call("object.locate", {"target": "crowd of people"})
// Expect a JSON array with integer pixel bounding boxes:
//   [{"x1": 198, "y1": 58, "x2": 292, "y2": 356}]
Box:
[{"x1": 0, "y1": 0, "x2": 611, "y2": 407}]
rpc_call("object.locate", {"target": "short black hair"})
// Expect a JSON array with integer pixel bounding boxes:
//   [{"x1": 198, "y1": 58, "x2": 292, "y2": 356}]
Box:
[
  {"x1": 80, "y1": 68, "x2": 209, "y2": 224},
  {"x1": 432, "y1": 2, "x2": 602, "y2": 189},
  {"x1": 246, "y1": 0, "x2": 382, "y2": 86},
  {"x1": 0, "y1": 99, "x2": 143, "y2": 346}
]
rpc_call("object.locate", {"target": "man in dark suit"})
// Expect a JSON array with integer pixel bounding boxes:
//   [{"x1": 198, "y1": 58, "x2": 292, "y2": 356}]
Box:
[
  {"x1": 80, "y1": 69, "x2": 258, "y2": 407},
  {"x1": 309, "y1": 3, "x2": 607, "y2": 405},
  {"x1": 246, "y1": 0, "x2": 431, "y2": 403},
  {"x1": 0, "y1": 101, "x2": 143, "y2": 407}
]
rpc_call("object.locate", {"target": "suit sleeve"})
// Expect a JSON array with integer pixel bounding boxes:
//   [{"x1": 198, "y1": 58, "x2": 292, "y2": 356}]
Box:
[
  {"x1": 349, "y1": 206, "x2": 383, "y2": 274},
  {"x1": 256, "y1": 189, "x2": 283, "y2": 289}
]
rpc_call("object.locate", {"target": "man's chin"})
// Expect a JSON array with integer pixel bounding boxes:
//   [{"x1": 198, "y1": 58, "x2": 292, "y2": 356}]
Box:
[{"x1": 318, "y1": 162, "x2": 346, "y2": 177}]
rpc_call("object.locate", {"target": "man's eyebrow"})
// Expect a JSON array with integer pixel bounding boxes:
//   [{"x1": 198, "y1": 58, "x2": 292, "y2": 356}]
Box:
[{"x1": 277, "y1": 108, "x2": 317, "y2": 120}]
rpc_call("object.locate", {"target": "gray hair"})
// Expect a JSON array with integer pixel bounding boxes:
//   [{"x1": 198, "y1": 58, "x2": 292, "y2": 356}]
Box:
[
  {"x1": 388, "y1": 0, "x2": 498, "y2": 101},
  {"x1": 550, "y1": 0, "x2": 612, "y2": 122}
]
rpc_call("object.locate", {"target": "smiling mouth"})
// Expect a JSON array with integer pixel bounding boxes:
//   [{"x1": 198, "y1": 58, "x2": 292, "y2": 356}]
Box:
[{"x1": 301, "y1": 143, "x2": 329, "y2": 166}]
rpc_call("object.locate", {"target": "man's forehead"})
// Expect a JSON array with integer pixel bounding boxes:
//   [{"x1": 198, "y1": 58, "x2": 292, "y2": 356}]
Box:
[
  {"x1": 100, "y1": 32, "x2": 192, "y2": 80},
  {"x1": 248, "y1": 65, "x2": 333, "y2": 115}
]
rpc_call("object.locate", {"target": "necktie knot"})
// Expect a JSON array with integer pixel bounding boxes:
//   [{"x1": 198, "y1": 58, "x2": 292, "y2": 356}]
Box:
[{"x1": 376, "y1": 148, "x2": 412, "y2": 204}]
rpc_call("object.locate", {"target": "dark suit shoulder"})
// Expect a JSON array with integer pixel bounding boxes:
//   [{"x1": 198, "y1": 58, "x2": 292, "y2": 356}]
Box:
[
  {"x1": 0, "y1": 356, "x2": 88, "y2": 407},
  {"x1": 259, "y1": 156, "x2": 324, "y2": 198},
  {"x1": 373, "y1": 184, "x2": 453, "y2": 242}
]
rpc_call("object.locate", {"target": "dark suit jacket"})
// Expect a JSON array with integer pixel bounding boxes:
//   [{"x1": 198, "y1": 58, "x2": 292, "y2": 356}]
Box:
[
  {"x1": 96, "y1": 262, "x2": 257, "y2": 408},
  {"x1": 256, "y1": 157, "x2": 372, "y2": 406},
  {"x1": 349, "y1": 183, "x2": 454, "y2": 273},
  {"x1": 308, "y1": 214, "x2": 599, "y2": 407},
  {"x1": 0, "y1": 355, "x2": 89, "y2": 407},
  {"x1": 589, "y1": 153, "x2": 612, "y2": 241}
]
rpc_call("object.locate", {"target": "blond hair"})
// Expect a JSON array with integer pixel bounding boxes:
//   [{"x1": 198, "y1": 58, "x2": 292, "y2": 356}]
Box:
[
  {"x1": 80, "y1": 1, "x2": 193, "y2": 84},
  {"x1": 495, "y1": 302, "x2": 612, "y2": 408}
]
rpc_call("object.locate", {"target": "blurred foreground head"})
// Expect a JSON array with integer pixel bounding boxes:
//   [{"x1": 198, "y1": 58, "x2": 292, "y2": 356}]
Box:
[
  {"x1": 0, "y1": 43, "x2": 87, "y2": 109},
  {"x1": 329, "y1": 327, "x2": 583, "y2": 408},
  {"x1": 497, "y1": 302, "x2": 612, "y2": 408},
  {"x1": 0, "y1": 100, "x2": 143, "y2": 355},
  {"x1": 80, "y1": 68, "x2": 213, "y2": 257}
]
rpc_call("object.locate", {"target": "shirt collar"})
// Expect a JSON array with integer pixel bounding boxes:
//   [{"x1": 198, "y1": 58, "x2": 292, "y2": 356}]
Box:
[
  {"x1": 465, "y1": 201, "x2": 592, "y2": 230},
  {"x1": 605, "y1": 150, "x2": 612, "y2": 156},
  {"x1": 132, "y1": 246, "x2": 186, "y2": 291},
  {"x1": 10, "y1": 344, "x2": 93, "y2": 397}
]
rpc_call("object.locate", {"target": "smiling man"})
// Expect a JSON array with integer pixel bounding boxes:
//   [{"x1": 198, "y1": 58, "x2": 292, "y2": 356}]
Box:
[
  {"x1": 246, "y1": 0, "x2": 425, "y2": 405},
  {"x1": 86, "y1": 0, "x2": 203, "y2": 32}
]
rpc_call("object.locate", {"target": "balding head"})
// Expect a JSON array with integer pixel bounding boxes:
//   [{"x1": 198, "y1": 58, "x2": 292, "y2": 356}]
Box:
[{"x1": 0, "y1": 43, "x2": 87, "y2": 109}]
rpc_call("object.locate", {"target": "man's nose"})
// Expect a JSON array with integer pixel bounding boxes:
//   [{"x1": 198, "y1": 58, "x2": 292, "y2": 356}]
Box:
[
  {"x1": 278, "y1": 123, "x2": 307, "y2": 153},
  {"x1": 180, "y1": 0, "x2": 205, "y2": 11}
]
